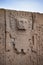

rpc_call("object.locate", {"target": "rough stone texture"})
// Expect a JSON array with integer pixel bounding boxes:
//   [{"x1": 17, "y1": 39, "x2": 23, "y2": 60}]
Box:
[
  {"x1": 0, "y1": 9, "x2": 43, "y2": 65},
  {"x1": 0, "y1": 9, "x2": 5, "y2": 65}
]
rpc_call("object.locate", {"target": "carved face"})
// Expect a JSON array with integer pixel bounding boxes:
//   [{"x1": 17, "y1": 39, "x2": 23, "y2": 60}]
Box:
[{"x1": 16, "y1": 18, "x2": 28, "y2": 30}]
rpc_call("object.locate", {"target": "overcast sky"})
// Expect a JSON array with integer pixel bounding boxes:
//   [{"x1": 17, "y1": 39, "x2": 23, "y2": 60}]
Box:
[{"x1": 0, "y1": 0, "x2": 43, "y2": 13}]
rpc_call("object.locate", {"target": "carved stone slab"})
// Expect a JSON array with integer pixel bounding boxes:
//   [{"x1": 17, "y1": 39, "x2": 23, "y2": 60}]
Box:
[{"x1": 0, "y1": 9, "x2": 43, "y2": 65}]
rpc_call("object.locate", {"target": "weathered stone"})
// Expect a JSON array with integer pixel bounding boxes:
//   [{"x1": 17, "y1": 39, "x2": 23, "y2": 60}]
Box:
[
  {"x1": 0, "y1": 9, "x2": 43, "y2": 65},
  {"x1": 16, "y1": 18, "x2": 28, "y2": 30}
]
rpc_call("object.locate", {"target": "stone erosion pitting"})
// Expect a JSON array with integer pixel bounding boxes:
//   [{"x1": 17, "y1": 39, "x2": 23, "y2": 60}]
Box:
[{"x1": 0, "y1": 9, "x2": 43, "y2": 65}]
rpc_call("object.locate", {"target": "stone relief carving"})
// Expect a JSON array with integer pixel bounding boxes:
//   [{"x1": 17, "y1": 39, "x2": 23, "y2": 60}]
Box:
[
  {"x1": 16, "y1": 18, "x2": 28, "y2": 30},
  {"x1": 0, "y1": 9, "x2": 43, "y2": 65},
  {"x1": 9, "y1": 16, "x2": 31, "y2": 54}
]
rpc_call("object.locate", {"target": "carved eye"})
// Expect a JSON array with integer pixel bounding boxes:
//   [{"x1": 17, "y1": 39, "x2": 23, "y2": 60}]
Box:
[
  {"x1": 20, "y1": 21, "x2": 23, "y2": 23},
  {"x1": 19, "y1": 20, "x2": 23, "y2": 26}
]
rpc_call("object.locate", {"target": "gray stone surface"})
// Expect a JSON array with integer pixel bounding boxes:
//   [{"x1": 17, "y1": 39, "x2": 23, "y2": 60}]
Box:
[{"x1": 0, "y1": 9, "x2": 43, "y2": 65}]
